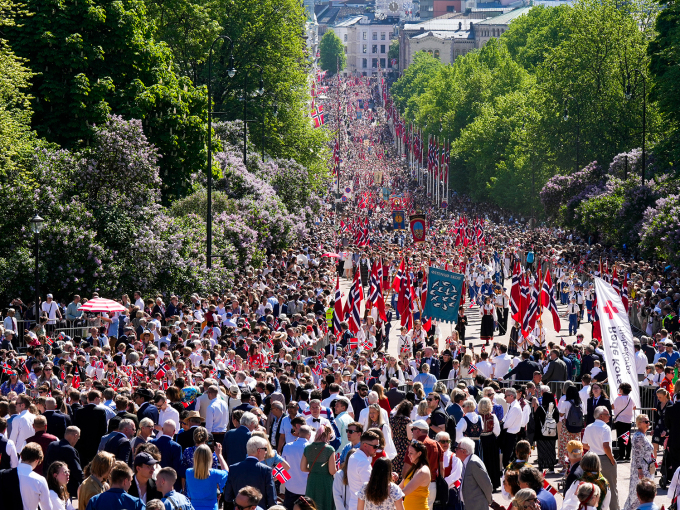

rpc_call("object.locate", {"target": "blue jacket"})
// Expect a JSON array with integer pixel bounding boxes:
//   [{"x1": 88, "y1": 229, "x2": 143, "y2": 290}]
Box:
[
  {"x1": 162, "y1": 490, "x2": 194, "y2": 510},
  {"x1": 137, "y1": 401, "x2": 159, "y2": 425},
  {"x1": 86, "y1": 488, "x2": 145, "y2": 510},
  {"x1": 224, "y1": 457, "x2": 276, "y2": 509},
  {"x1": 150, "y1": 435, "x2": 183, "y2": 488},
  {"x1": 223, "y1": 426, "x2": 251, "y2": 467},
  {"x1": 102, "y1": 432, "x2": 132, "y2": 464}
]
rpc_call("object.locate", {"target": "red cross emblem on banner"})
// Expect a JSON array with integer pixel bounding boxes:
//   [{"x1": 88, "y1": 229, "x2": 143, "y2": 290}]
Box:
[{"x1": 603, "y1": 300, "x2": 619, "y2": 320}]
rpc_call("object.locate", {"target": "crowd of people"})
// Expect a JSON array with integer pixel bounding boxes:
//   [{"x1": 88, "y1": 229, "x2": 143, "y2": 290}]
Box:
[{"x1": 0, "y1": 73, "x2": 678, "y2": 510}]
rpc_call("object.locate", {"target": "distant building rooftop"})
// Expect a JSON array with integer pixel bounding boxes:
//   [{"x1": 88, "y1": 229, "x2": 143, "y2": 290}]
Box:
[{"x1": 474, "y1": 6, "x2": 532, "y2": 23}]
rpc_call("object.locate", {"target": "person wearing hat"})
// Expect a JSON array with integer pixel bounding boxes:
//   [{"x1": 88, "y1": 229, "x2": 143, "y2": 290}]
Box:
[
  {"x1": 127, "y1": 452, "x2": 163, "y2": 502},
  {"x1": 41, "y1": 293, "x2": 63, "y2": 333},
  {"x1": 564, "y1": 440, "x2": 584, "y2": 496},
  {"x1": 403, "y1": 419, "x2": 444, "y2": 508}
]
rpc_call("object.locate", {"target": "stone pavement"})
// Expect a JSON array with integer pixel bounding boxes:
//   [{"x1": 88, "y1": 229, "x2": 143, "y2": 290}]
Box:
[{"x1": 338, "y1": 272, "x2": 671, "y2": 507}]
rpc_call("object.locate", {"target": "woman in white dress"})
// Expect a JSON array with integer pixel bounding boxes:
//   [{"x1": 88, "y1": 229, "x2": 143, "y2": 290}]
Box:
[
  {"x1": 344, "y1": 250, "x2": 354, "y2": 279},
  {"x1": 47, "y1": 461, "x2": 76, "y2": 510},
  {"x1": 367, "y1": 404, "x2": 397, "y2": 459}
]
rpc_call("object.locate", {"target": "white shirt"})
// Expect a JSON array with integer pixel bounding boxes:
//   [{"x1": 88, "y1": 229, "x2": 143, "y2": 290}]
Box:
[
  {"x1": 0, "y1": 433, "x2": 18, "y2": 467},
  {"x1": 635, "y1": 350, "x2": 648, "y2": 375},
  {"x1": 279, "y1": 415, "x2": 299, "y2": 444},
  {"x1": 492, "y1": 353, "x2": 513, "y2": 379},
  {"x1": 582, "y1": 419, "x2": 612, "y2": 455},
  {"x1": 305, "y1": 415, "x2": 331, "y2": 433},
  {"x1": 205, "y1": 397, "x2": 229, "y2": 433},
  {"x1": 358, "y1": 406, "x2": 391, "y2": 434},
  {"x1": 562, "y1": 479, "x2": 611, "y2": 510},
  {"x1": 578, "y1": 385, "x2": 590, "y2": 413},
  {"x1": 443, "y1": 450, "x2": 463, "y2": 488},
  {"x1": 3, "y1": 316, "x2": 17, "y2": 334},
  {"x1": 476, "y1": 360, "x2": 493, "y2": 379},
  {"x1": 347, "y1": 450, "x2": 373, "y2": 510},
  {"x1": 49, "y1": 489, "x2": 75, "y2": 510},
  {"x1": 503, "y1": 400, "x2": 523, "y2": 434},
  {"x1": 321, "y1": 394, "x2": 342, "y2": 409},
  {"x1": 41, "y1": 301, "x2": 59, "y2": 324},
  {"x1": 157, "y1": 406, "x2": 180, "y2": 437},
  {"x1": 10, "y1": 409, "x2": 35, "y2": 452},
  {"x1": 135, "y1": 298, "x2": 145, "y2": 310},
  {"x1": 282, "y1": 438, "x2": 311, "y2": 495},
  {"x1": 18, "y1": 462, "x2": 54, "y2": 510},
  {"x1": 455, "y1": 412, "x2": 481, "y2": 444}
]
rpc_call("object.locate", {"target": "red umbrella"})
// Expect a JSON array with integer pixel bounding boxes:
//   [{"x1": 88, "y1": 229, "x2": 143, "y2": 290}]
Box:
[
  {"x1": 79, "y1": 297, "x2": 127, "y2": 313},
  {"x1": 321, "y1": 252, "x2": 340, "y2": 258}
]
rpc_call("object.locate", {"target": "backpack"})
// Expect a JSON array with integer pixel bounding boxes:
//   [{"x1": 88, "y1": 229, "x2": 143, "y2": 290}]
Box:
[
  {"x1": 541, "y1": 403, "x2": 558, "y2": 437},
  {"x1": 444, "y1": 411, "x2": 458, "y2": 439},
  {"x1": 566, "y1": 400, "x2": 584, "y2": 433}
]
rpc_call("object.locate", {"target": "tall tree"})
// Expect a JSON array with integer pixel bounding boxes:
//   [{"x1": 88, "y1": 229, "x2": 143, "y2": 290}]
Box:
[
  {"x1": 319, "y1": 30, "x2": 347, "y2": 75},
  {"x1": 5, "y1": 0, "x2": 207, "y2": 201}
]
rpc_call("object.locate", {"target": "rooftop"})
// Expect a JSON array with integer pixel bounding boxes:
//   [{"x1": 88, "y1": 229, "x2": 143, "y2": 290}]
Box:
[{"x1": 474, "y1": 6, "x2": 532, "y2": 24}]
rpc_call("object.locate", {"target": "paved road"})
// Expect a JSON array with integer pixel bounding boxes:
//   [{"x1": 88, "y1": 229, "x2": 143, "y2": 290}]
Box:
[{"x1": 338, "y1": 271, "x2": 670, "y2": 507}]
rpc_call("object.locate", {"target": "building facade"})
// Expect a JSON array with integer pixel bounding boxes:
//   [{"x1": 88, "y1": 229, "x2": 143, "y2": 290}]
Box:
[{"x1": 332, "y1": 15, "x2": 400, "y2": 75}]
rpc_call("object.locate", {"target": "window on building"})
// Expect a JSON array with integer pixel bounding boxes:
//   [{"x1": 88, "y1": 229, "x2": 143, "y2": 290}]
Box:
[
  {"x1": 372, "y1": 44, "x2": 378, "y2": 53},
  {"x1": 434, "y1": 49, "x2": 440, "y2": 59},
  {"x1": 362, "y1": 58, "x2": 368, "y2": 68},
  {"x1": 381, "y1": 32, "x2": 386, "y2": 40},
  {"x1": 427, "y1": 50, "x2": 433, "y2": 56},
  {"x1": 446, "y1": 5, "x2": 454, "y2": 11},
  {"x1": 380, "y1": 58, "x2": 386, "y2": 68},
  {"x1": 373, "y1": 32, "x2": 377, "y2": 40},
  {"x1": 372, "y1": 58, "x2": 378, "y2": 68},
  {"x1": 344, "y1": 34, "x2": 348, "y2": 42},
  {"x1": 363, "y1": 44, "x2": 367, "y2": 53},
  {"x1": 380, "y1": 44, "x2": 386, "y2": 53},
  {"x1": 344, "y1": 47, "x2": 347, "y2": 53},
  {"x1": 363, "y1": 32, "x2": 367, "y2": 40}
]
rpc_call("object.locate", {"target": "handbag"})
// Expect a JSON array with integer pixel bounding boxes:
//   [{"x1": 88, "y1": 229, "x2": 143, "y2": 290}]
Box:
[
  {"x1": 434, "y1": 474, "x2": 449, "y2": 506},
  {"x1": 541, "y1": 403, "x2": 558, "y2": 437}
]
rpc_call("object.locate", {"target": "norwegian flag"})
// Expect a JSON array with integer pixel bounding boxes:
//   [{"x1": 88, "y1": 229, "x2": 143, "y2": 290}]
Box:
[
  {"x1": 621, "y1": 274, "x2": 629, "y2": 311},
  {"x1": 468, "y1": 364, "x2": 477, "y2": 374},
  {"x1": 273, "y1": 463, "x2": 291, "y2": 484},
  {"x1": 72, "y1": 374, "x2": 81, "y2": 389},
  {"x1": 454, "y1": 480, "x2": 461, "y2": 489},
  {"x1": 560, "y1": 338, "x2": 567, "y2": 347},
  {"x1": 346, "y1": 271, "x2": 363, "y2": 334},
  {"x1": 541, "y1": 473, "x2": 558, "y2": 496},
  {"x1": 361, "y1": 340, "x2": 372, "y2": 351},
  {"x1": 510, "y1": 262, "x2": 521, "y2": 320},
  {"x1": 522, "y1": 277, "x2": 540, "y2": 335},
  {"x1": 619, "y1": 430, "x2": 630, "y2": 444},
  {"x1": 335, "y1": 453, "x2": 341, "y2": 471},
  {"x1": 349, "y1": 337, "x2": 359, "y2": 349},
  {"x1": 612, "y1": 266, "x2": 621, "y2": 295},
  {"x1": 592, "y1": 293, "x2": 602, "y2": 341},
  {"x1": 368, "y1": 265, "x2": 387, "y2": 321},
  {"x1": 420, "y1": 271, "x2": 428, "y2": 309},
  {"x1": 155, "y1": 363, "x2": 170, "y2": 380},
  {"x1": 1, "y1": 362, "x2": 12, "y2": 375},
  {"x1": 541, "y1": 269, "x2": 562, "y2": 333},
  {"x1": 392, "y1": 258, "x2": 405, "y2": 292},
  {"x1": 311, "y1": 106, "x2": 325, "y2": 128},
  {"x1": 333, "y1": 277, "x2": 343, "y2": 336},
  {"x1": 339, "y1": 220, "x2": 348, "y2": 234}
]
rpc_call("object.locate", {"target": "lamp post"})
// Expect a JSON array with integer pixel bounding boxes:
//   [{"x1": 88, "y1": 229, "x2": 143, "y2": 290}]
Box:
[
  {"x1": 242, "y1": 64, "x2": 264, "y2": 165},
  {"x1": 206, "y1": 35, "x2": 236, "y2": 269},
  {"x1": 625, "y1": 69, "x2": 646, "y2": 184},
  {"x1": 562, "y1": 96, "x2": 580, "y2": 173},
  {"x1": 30, "y1": 214, "x2": 45, "y2": 323}
]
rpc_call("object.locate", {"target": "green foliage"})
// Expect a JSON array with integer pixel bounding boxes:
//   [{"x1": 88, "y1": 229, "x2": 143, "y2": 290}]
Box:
[
  {"x1": 390, "y1": 51, "x2": 442, "y2": 117},
  {"x1": 5, "y1": 0, "x2": 207, "y2": 201},
  {"x1": 319, "y1": 30, "x2": 346, "y2": 75},
  {"x1": 648, "y1": 0, "x2": 680, "y2": 165},
  {"x1": 388, "y1": 40, "x2": 399, "y2": 65}
]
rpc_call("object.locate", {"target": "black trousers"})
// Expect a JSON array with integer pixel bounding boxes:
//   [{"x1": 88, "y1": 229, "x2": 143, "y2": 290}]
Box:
[
  {"x1": 614, "y1": 421, "x2": 632, "y2": 460},
  {"x1": 501, "y1": 431, "x2": 518, "y2": 466},
  {"x1": 283, "y1": 489, "x2": 304, "y2": 510}
]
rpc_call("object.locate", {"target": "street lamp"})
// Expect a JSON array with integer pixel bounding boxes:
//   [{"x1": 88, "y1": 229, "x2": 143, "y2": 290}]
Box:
[
  {"x1": 30, "y1": 214, "x2": 45, "y2": 324},
  {"x1": 206, "y1": 35, "x2": 235, "y2": 269},
  {"x1": 562, "y1": 96, "x2": 580, "y2": 173},
  {"x1": 625, "y1": 69, "x2": 647, "y2": 184},
  {"x1": 242, "y1": 64, "x2": 265, "y2": 164}
]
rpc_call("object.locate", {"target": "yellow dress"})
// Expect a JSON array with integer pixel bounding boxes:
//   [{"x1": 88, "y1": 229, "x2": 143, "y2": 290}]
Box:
[{"x1": 403, "y1": 471, "x2": 429, "y2": 510}]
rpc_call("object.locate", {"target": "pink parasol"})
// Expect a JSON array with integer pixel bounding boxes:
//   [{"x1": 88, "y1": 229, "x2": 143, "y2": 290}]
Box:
[
  {"x1": 321, "y1": 252, "x2": 340, "y2": 258},
  {"x1": 79, "y1": 297, "x2": 127, "y2": 313}
]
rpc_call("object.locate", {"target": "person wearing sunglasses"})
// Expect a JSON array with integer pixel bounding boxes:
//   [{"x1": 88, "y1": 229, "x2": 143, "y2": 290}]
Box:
[
  {"x1": 621, "y1": 414, "x2": 655, "y2": 510},
  {"x1": 510, "y1": 488, "x2": 541, "y2": 510},
  {"x1": 347, "y1": 430, "x2": 380, "y2": 510},
  {"x1": 224, "y1": 436, "x2": 277, "y2": 510}
]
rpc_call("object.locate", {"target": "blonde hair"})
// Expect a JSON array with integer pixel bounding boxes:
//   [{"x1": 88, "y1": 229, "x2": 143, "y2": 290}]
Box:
[
  {"x1": 417, "y1": 400, "x2": 429, "y2": 416},
  {"x1": 412, "y1": 382, "x2": 425, "y2": 399},
  {"x1": 193, "y1": 444, "x2": 212, "y2": 480},
  {"x1": 512, "y1": 489, "x2": 537, "y2": 510},
  {"x1": 90, "y1": 451, "x2": 115, "y2": 479},
  {"x1": 478, "y1": 397, "x2": 492, "y2": 416}
]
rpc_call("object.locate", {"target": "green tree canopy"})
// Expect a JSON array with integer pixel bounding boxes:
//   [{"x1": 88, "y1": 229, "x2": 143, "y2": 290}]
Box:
[{"x1": 319, "y1": 30, "x2": 347, "y2": 75}]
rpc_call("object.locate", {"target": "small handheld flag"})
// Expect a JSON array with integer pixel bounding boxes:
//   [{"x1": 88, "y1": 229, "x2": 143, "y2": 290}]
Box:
[
  {"x1": 273, "y1": 463, "x2": 291, "y2": 484},
  {"x1": 468, "y1": 364, "x2": 477, "y2": 375}
]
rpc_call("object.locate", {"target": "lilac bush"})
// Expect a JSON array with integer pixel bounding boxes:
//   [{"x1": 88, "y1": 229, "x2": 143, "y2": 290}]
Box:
[{"x1": 640, "y1": 194, "x2": 680, "y2": 264}]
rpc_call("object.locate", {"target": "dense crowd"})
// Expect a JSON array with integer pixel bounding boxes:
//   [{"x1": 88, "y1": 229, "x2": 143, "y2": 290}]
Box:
[{"x1": 0, "y1": 74, "x2": 678, "y2": 510}]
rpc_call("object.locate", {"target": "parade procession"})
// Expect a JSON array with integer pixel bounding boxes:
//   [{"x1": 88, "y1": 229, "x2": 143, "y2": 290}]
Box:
[{"x1": 2, "y1": 0, "x2": 680, "y2": 507}]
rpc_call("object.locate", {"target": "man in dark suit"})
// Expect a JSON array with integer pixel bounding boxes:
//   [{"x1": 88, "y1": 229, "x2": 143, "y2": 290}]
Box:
[
  {"x1": 420, "y1": 346, "x2": 441, "y2": 378},
  {"x1": 44, "y1": 426, "x2": 83, "y2": 496},
  {"x1": 127, "y1": 452, "x2": 163, "y2": 501},
  {"x1": 580, "y1": 346, "x2": 599, "y2": 377},
  {"x1": 223, "y1": 411, "x2": 257, "y2": 467},
  {"x1": 641, "y1": 336, "x2": 656, "y2": 364},
  {"x1": 385, "y1": 378, "x2": 406, "y2": 409},
  {"x1": 134, "y1": 388, "x2": 159, "y2": 425},
  {"x1": 43, "y1": 397, "x2": 71, "y2": 440},
  {"x1": 542, "y1": 349, "x2": 568, "y2": 383},
  {"x1": 503, "y1": 351, "x2": 541, "y2": 381},
  {"x1": 445, "y1": 389, "x2": 466, "y2": 423},
  {"x1": 149, "y1": 421, "x2": 182, "y2": 489},
  {"x1": 176, "y1": 411, "x2": 205, "y2": 450},
  {"x1": 324, "y1": 336, "x2": 341, "y2": 357},
  {"x1": 103, "y1": 419, "x2": 135, "y2": 464},
  {"x1": 350, "y1": 384, "x2": 369, "y2": 417},
  {"x1": 74, "y1": 389, "x2": 108, "y2": 467},
  {"x1": 225, "y1": 436, "x2": 277, "y2": 509},
  {"x1": 108, "y1": 396, "x2": 140, "y2": 434}
]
